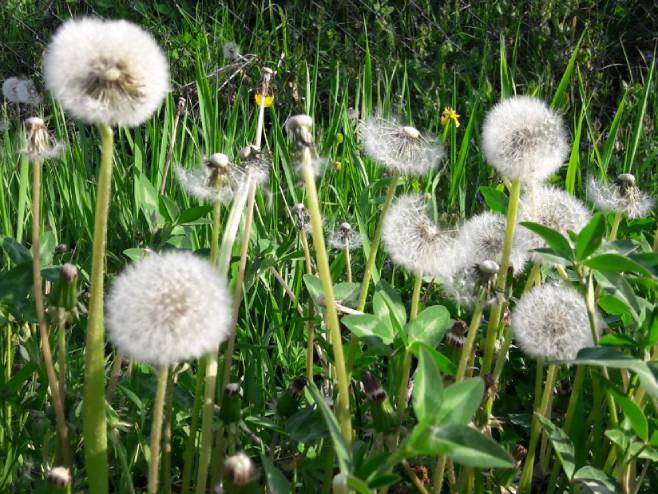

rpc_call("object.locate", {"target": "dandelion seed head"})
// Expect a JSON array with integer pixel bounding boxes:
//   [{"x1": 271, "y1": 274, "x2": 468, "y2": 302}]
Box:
[
  {"x1": 43, "y1": 17, "x2": 169, "y2": 127},
  {"x1": 285, "y1": 114, "x2": 314, "y2": 146},
  {"x1": 106, "y1": 251, "x2": 232, "y2": 366},
  {"x1": 482, "y1": 96, "x2": 569, "y2": 183},
  {"x1": 292, "y1": 203, "x2": 311, "y2": 232},
  {"x1": 329, "y1": 222, "x2": 363, "y2": 250},
  {"x1": 382, "y1": 194, "x2": 455, "y2": 277},
  {"x1": 47, "y1": 467, "x2": 72, "y2": 488},
  {"x1": 22, "y1": 117, "x2": 65, "y2": 161},
  {"x1": 222, "y1": 41, "x2": 241, "y2": 61},
  {"x1": 237, "y1": 145, "x2": 270, "y2": 186},
  {"x1": 175, "y1": 154, "x2": 242, "y2": 203},
  {"x1": 15, "y1": 79, "x2": 42, "y2": 105},
  {"x1": 443, "y1": 258, "x2": 502, "y2": 307},
  {"x1": 359, "y1": 116, "x2": 444, "y2": 176},
  {"x1": 224, "y1": 453, "x2": 257, "y2": 485},
  {"x1": 2, "y1": 77, "x2": 21, "y2": 102},
  {"x1": 587, "y1": 175, "x2": 653, "y2": 219},
  {"x1": 512, "y1": 284, "x2": 596, "y2": 361}
]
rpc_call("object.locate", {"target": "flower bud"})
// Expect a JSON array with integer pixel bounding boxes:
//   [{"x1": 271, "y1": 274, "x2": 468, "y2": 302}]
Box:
[{"x1": 220, "y1": 383, "x2": 242, "y2": 424}]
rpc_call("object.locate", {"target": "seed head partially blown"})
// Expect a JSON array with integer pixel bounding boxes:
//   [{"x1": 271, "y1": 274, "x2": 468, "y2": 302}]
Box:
[
  {"x1": 329, "y1": 222, "x2": 363, "y2": 250},
  {"x1": 106, "y1": 251, "x2": 232, "y2": 366},
  {"x1": 43, "y1": 17, "x2": 169, "y2": 127},
  {"x1": 587, "y1": 174, "x2": 653, "y2": 219},
  {"x1": 22, "y1": 117, "x2": 65, "y2": 161},
  {"x1": 175, "y1": 153, "x2": 243, "y2": 203}
]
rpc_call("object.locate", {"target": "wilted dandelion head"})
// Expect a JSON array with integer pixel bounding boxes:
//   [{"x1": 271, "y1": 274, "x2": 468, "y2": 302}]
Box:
[
  {"x1": 587, "y1": 174, "x2": 653, "y2": 219},
  {"x1": 223, "y1": 453, "x2": 257, "y2": 485},
  {"x1": 237, "y1": 145, "x2": 270, "y2": 186},
  {"x1": 382, "y1": 194, "x2": 455, "y2": 277},
  {"x1": 222, "y1": 41, "x2": 241, "y2": 61},
  {"x1": 482, "y1": 96, "x2": 569, "y2": 183},
  {"x1": 175, "y1": 153, "x2": 243, "y2": 203},
  {"x1": 520, "y1": 185, "x2": 591, "y2": 255},
  {"x1": 291, "y1": 203, "x2": 311, "y2": 232},
  {"x1": 512, "y1": 283, "x2": 596, "y2": 361},
  {"x1": 329, "y1": 222, "x2": 363, "y2": 250},
  {"x1": 285, "y1": 114, "x2": 314, "y2": 146},
  {"x1": 358, "y1": 116, "x2": 444, "y2": 176},
  {"x1": 43, "y1": 17, "x2": 169, "y2": 127},
  {"x1": 22, "y1": 117, "x2": 65, "y2": 161},
  {"x1": 106, "y1": 251, "x2": 232, "y2": 366}
]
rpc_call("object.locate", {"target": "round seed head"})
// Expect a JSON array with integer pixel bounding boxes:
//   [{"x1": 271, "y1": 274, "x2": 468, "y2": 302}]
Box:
[
  {"x1": 359, "y1": 116, "x2": 444, "y2": 176},
  {"x1": 15, "y1": 79, "x2": 42, "y2": 105},
  {"x1": 285, "y1": 114, "x2": 314, "y2": 146},
  {"x1": 22, "y1": 117, "x2": 65, "y2": 161},
  {"x1": 587, "y1": 175, "x2": 653, "y2": 219},
  {"x1": 47, "y1": 466, "x2": 72, "y2": 488},
  {"x1": 224, "y1": 453, "x2": 257, "y2": 485},
  {"x1": 482, "y1": 96, "x2": 569, "y2": 183},
  {"x1": 512, "y1": 283, "x2": 597, "y2": 361},
  {"x1": 2, "y1": 77, "x2": 20, "y2": 102},
  {"x1": 222, "y1": 41, "x2": 241, "y2": 61},
  {"x1": 106, "y1": 251, "x2": 232, "y2": 366},
  {"x1": 175, "y1": 154, "x2": 243, "y2": 203},
  {"x1": 43, "y1": 17, "x2": 170, "y2": 127},
  {"x1": 329, "y1": 221, "x2": 363, "y2": 250}
]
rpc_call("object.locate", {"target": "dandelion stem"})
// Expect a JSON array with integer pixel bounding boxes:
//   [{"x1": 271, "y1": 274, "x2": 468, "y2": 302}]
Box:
[
  {"x1": 57, "y1": 320, "x2": 67, "y2": 400},
  {"x1": 32, "y1": 157, "x2": 71, "y2": 468},
  {"x1": 106, "y1": 352, "x2": 123, "y2": 402},
  {"x1": 456, "y1": 303, "x2": 484, "y2": 382},
  {"x1": 609, "y1": 212, "x2": 623, "y2": 241},
  {"x1": 299, "y1": 228, "x2": 317, "y2": 379},
  {"x1": 519, "y1": 363, "x2": 558, "y2": 493},
  {"x1": 299, "y1": 144, "x2": 353, "y2": 447},
  {"x1": 82, "y1": 123, "x2": 115, "y2": 494},
  {"x1": 147, "y1": 366, "x2": 169, "y2": 494},
  {"x1": 181, "y1": 357, "x2": 205, "y2": 494},
  {"x1": 162, "y1": 369, "x2": 176, "y2": 494},
  {"x1": 345, "y1": 244, "x2": 352, "y2": 283},
  {"x1": 395, "y1": 276, "x2": 422, "y2": 421},
  {"x1": 481, "y1": 178, "x2": 521, "y2": 376}
]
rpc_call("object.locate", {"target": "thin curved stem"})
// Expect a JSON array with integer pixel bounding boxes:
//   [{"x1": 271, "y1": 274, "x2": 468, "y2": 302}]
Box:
[
  {"x1": 147, "y1": 366, "x2": 169, "y2": 494},
  {"x1": 396, "y1": 276, "x2": 422, "y2": 421},
  {"x1": 180, "y1": 358, "x2": 205, "y2": 494}
]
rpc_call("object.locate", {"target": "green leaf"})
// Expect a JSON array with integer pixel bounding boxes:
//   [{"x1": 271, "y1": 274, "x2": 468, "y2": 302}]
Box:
[
  {"x1": 409, "y1": 342, "x2": 456, "y2": 376},
  {"x1": 305, "y1": 382, "x2": 352, "y2": 473},
  {"x1": 584, "y1": 254, "x2": 651, "y2": 277},
  {"x1": 373, "y1": 280, "x2": 407, "y2": 328},
  {"x1": 347, "y1": 476, "x2": 374, "y2": 494},
  {"x1": 573, "y1": 347, "x2": 658, "y2": 398},
  {"x1": 607, "y1": 385, "x2": 648, "y2": 441},
  {"x1": 413, "y1": 346, "x2": 443, "y2": 421},
  {"x1": 521, "y1": 222, "x2": 574, "y2": 261},
  {"x1": 477, "y1": 186, "x2": 508, "y2": 214},
  {"x1": 176, "y1": 205, "x2": 212, "y2": 225},
  {"x1": 407, "y1": 305, "x2": 452, "y2": 348},
  {"x1": 572, "y1": 466, "x2": 618, "y2": 494},
  {"x1": 536, "y1": 414, "x2": 576, "y2": 480},
  {"x1": 2, "y1": 237, "x2": 31, "y2": 264},
  {"x1": 575, "y1": 213, "x2": 606, "y2": 261},
  {"x1": 410, "y1": 424, "x2": 513, "y2": 468},
  {"x1": 436, "y1": 378, "x2": 484, "y2": 426},
  {"x1": 261, "y1": 455, "x2": 291, "y2": 493},
  {"x1": 342, "y1": 314, "x2": 395, "y2": 345},
  {"x1": 550, "y1": 33, "x2": 583, "y2": 109}
]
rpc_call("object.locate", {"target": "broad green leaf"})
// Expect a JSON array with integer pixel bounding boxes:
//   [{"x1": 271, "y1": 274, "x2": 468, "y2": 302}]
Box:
[
  {"x1": 413, "y1": 346, "x2": 443, "y2": 421},
  {"x1": 477, "y1": 186, "x2": 508, "y2": 214},
  {"x1": 373, "y1": 280, "x2": 407, "y2": 328},
  {"x1": 342, "y1": 314, "x2": 395, "y2": 345},
  {"x1": 306, "y1": 382, "x2": 352, "y2": 473},
  {"x1": 573, "y1": 347, "x2": 658, "y2": 397},
  {"x1": 607, "y1": 385, "x2": 648, "y2": 441},
  {"x1": 347, "y1": 476, "x2": 373, "y2": 494},
  {"x1": 302, "y1": 274, "x2": 323, "y2": 305},
  {"x1": 409, "y1": 342, "x2": 456, "y2": 376},
  {"x1": 521, "y1": 222, "x2": 574, "y2": 261},
  {"x1": 575, "y1": 213, "x2": 606, "y2": 261},
  {"x1": 436, "y1": 378, "x2": 484, "y2": 426},
  {"x1": 410, "y1": 424, "x2": 513, "y2": 468},
  {"x1": 604, "y1": 428, "x2": 632, "y2": 451},
  {"x1": 334, "y1": 282, "x2": 361, "y2": 306},
  {"x1": 584, "y1": 254, "x2": 651, "y2": 277},
  {"x1": 2, "y1": 237, "x2": 31, "y2": 264},
  {"x1": 572, "y1": 466, "x2": 618, "y2": 494},
  {"x1": 407, "y1": 305, "x2": 452, "y2": 348},
  {"x1": 261, "y1": 455, "x2": 291, "y2": 493},
  {"x1": 536, "y1": 414, "x2": 576, "y2": 479},
  {"x1": 176, "y1": 205, "x2": 212, "y2": 225}
]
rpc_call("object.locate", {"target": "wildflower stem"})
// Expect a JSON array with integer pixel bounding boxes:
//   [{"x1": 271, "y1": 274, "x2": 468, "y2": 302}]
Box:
[
  {"x1": 299, "y1": 144, "x2": 353, "y2": 446},
  {"x1": 481, "y1": 178, "x2": 521, "y2": 376},
  {"x1": 161, "y1": 369, "x2": 176, "y2": 494},
  {"x1": 32, "y1": 157, "x2": 71, "y2": 468},
  {"x1": 609, "y1": 212, "x2": 623, "y2": 241},
  {"x1": 106, "y1": 352, "x2": 123, "y2": 402},
  {"x1": 147, "y1": 366, "x2": 169, "y2": 494},
  {"x1": 57, "y1": 320, "x2": 67, "y2": 399},
  {"x1": 518, "y1": 363, "x2": 558, "y2": 493},
  {"x1": 456, "y1": 303, "x2": 484, "y2": 382},
  {"x1": 395, "y1": 276, "x2": 422, "y2": 420},
  {"x1": 299, "y1": 230, "x2": 316, "y2": 379},
  {"x1": 345, "y1": 245, "x2": 352, "y2": 282},
  {"x1": 83, "y1": 123, "x2": 115, "y2": 494},
  {"x1": 181, "y1": 357, "x2": 205, "y2": 494}
]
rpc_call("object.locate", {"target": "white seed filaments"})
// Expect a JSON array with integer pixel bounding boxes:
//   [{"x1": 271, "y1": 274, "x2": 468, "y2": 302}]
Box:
[
  {"x1": 587, "y1": 174, "x2": 653, "y2": 219},
  {"x1": 175, "y1": 153, "x2": 243, "y2": 203},
  {"x1": 359, "y1": 116, "x2": 444, "y2": 176},
  {"x1": 382, "y1": 194, "x2": 455, "y2": 277},
  {"x1": 237, "y1": 145, "x2": 270, "y2": 187},
  {"x1": 482, "y1": 96, "x2": 569, "y2": 183},
  {"x1": 106, "y1": 251, "x2": 232, "y2": 366},
  {"x1": 43, "y1": 17, "x2": 169, "y2": 127},
  {"x1": 512, "y1": 284, "x2": 596, "y2": 361},
  {"x1": 329, "y1": 222, "x2": 363, "y2": 250},
  {"x1": 3, "y1": 77, "x2": 42, "y2": 105},
  {"x1": 23, "y1": 117, "x2": 65, "y2": 161}
]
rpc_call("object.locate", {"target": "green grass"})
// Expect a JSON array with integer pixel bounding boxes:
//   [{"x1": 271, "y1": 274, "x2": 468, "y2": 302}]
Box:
[{"x1": 1, "y1": 1, "x2": 658, "y2": 492}]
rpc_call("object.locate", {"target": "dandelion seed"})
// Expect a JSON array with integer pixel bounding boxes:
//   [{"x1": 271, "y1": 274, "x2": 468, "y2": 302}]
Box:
[
  {"x1": 237, "y1": 145, "x2": 269, "y2": 186},
  {"x1": 22, "y1": 117, "x2": 65, "y2": 161},
  {"x1": 520, "y1": 185, "x2": 591, "y2": 253},
  {"x1": 359, "y1": 116, "x2": 444, "y2": 176},
  {"x1": 382, "y1": 194, "x2": 455, "y2": 277},
  {"x1": 175, "y1": 153, "x2": 243, "y2": 203},
  {"x1": 2, "y1": 77, "x2": 20, "y2": 101},
  {"x1": 482, "y1": 96, "x2": 569, "y2": 183},
  {"x1": 223, "y1": 453, "x2": 257, "y2": 486},
  {"x1": 43, "y1": 17, "x2": 169, "y2": 127},
  {"x1": 105, "y1": 251, "x2": 232, "y2": 366},
  {"x1": 222, "y1": 41, "x2": 241, "y2": 61},
  {"x1": 291, "y1": 203, "x2": 311, "y2": 232},
  {"x1": 329, "y1": 222, "x2": 363, "y2": 250},
  {"x1": 512, "y1": 283, "x2": 597, "y2": 361},
  {"x1": 587, "y1": 174, "x2": 653, "y2": 219}
]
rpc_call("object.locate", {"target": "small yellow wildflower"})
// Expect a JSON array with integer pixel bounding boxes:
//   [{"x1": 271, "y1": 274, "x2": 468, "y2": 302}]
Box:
[
  {"x1": 254, "y1": 92, "x2": 274, "y2": 108},
  {"x1": 334, "y1": 161, "x2": 342, "y2": 171},
  {"x1": 336, "y1": 132, "x2": 344, "y2": 144},
  {"x1": 441, "y1": 107, "x2": 460, "y2": 128}
]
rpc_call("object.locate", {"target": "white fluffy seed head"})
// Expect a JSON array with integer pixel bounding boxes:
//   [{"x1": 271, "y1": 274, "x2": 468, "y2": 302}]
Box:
[
  {"x1": 382, "y1": 194, "x2": 455, "y2": 277},
  {"x1": 43, "y1": 17, "x2": 169, "y2": 127},
  {"x1": 224, "y1": 452, "x2": 257, "y2": 485},
  {"x1": 237, "y1": 146, "x2": 270, "y2": 187},
  {"x1": 329, "y1": 222, "x2": 363, "y2": 250},
  {"x1": 175, "y1": 155, "x2": 243, "y2": 203},
  {"x1": 482, "y1": 96, "x2": 569, "y2": 183},
  {"x1": 587, "y1": 175, "x2": 653, "y2": 219},
  {"x1": 106, "y1": 251, "x2": 232, "y2": 366},
  {"x1": 2, "y1": 77, "x2": 20, "y2": 102},
  {"x1": 15, "y1": 79, "x2": 42, "y2": 105},
  {"x1": 359, "y1": 116, "x2": 444, "y2": 176},
  {"x1": 22, "y1": 117, "x2": 65, "y2": 161},
  {"x1": 512, "y1": 283, "x2": 596, "y2": 361},
  {"x1": 222, "y1": 41, "x2": 241, "y2": 61},
  {"x1": 520, "y1": 185, "x2": 591, "y2": 255}
]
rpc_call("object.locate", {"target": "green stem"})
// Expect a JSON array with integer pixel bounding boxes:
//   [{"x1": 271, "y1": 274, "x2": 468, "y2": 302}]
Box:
[
  {"x1": 300, "y1": 145, "x2": 353, "y2": 447},
  {"x1": 16, "y1": 156, "x2": 29, "y2": 243},
  {"x1": 433, "y1": 457, "x2": 447, "y2": 494},
  {"x1": 162, "y1": 369, "x2": 176, "y2": 494},
  {"x1": 57, "y1": 320, "x2": 67, "y2": 399},
  {"x1": 518, "y1": 363, "x2": 558, "y2": 493},
  {"x1": 345, "y1": 245, "x2": 352, "y2": 283},
  {"x1": 83, "y1": 123, "x2": 115, "y2": 493},
  {"x1": 609, "y1": 212, "x2": 622, "y2": 241},
  {"x1": 481, "y1": 178, "x2": 521, "y2": 376},
  {"x1": 181, "y1": 358, "x2": 205, "y2": 494},
  {"x1": 456, "y1": 304, "x2": 484, "y2": 382},
  {"x1": 148, "y1": 366, "x2": 169, "y2": 494},
  {"x1": 395, "y1": 276, "x2": 422, "y2": 420}
]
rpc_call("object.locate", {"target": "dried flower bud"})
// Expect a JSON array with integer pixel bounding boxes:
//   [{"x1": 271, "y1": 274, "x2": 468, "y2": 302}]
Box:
[
  {"x1": 23, "y1": 117, "x2": 64, "y2": 161},
  {"x1": 445, "y1": 320, "x2": 467, "y2": 348},
  {"x1": 512, "y1": 444, "x2": 528, "y2": 469},
  {"x1": 276, "y1": 376, "x2": 307, "y2": 418},
  {"x1": 220, "y1": 383, "x2": 242, "y2": 424}
]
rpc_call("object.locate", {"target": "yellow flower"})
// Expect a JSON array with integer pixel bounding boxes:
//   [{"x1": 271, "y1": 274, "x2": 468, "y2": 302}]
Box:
[
  {"x1": 441, "y1": 107, "x2": 460, "y2": 128},
  {"x1": 336, "y1": 132, "x2": 344, "y2": 144},
  {"x1": 334, "y1": 161, "x2": 342, "y2": 171},
  {"x1": 254, "y1": 92, "x2": 274, "y2": 108}
]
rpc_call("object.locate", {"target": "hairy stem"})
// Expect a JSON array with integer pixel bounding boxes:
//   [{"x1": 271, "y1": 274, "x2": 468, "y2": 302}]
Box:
[{"x1": 147, "y1": 366, "x2": 169, "y2": 494}]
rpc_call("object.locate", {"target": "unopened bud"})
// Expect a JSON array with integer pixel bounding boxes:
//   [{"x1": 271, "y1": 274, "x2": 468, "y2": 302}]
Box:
[
  {"x1": 220, "y1": 383, "x2": 242, "y2": 424},
  {"x1": 445, "y1": 320, "x2": 467, "y2": 348},
  {"x1": 276, "y1": 376, "x2": 307, "y2": 418}
]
